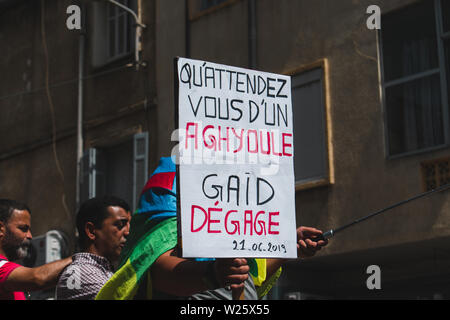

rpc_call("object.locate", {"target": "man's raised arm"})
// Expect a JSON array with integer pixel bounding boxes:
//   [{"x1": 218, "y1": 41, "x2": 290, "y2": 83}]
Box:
[{"x1": 3, "y1": 257, "x2": 72, "y2": 292}]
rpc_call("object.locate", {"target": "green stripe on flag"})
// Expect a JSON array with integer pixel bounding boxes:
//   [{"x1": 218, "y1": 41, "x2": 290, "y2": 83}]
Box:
[{"x1": 96, "y1": 217, "x2": 178, "y2": 300}]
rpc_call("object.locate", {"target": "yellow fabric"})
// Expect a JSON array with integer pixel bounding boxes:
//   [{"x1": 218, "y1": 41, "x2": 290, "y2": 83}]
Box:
[
  {"x1": 251, "y1": 259, "x2": 267, "y2": 287},
  {"x1": 256, "y1": 266, "x2": 282, "y2": 299},
  {"x1": 95, "y1": 259, "x2": 138, "y2": 300},
  {"x1": 146, "y1": 270, "x2": 153, "y2": 299},
  {"x1": 249, "y1": 259, "x2": 282, "y2": 299}
]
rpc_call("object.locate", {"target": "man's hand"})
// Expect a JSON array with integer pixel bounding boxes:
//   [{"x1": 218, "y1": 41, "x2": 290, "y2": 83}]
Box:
[
  {"x1": 297, "y1": 226, "x2": 328, "y2": 259},
  {"x1": 214, "y1": 258, "x2": 249, "y2": 291},
  {"x1": 152, "y1": 250, "x2": 249, "y2": 296}
]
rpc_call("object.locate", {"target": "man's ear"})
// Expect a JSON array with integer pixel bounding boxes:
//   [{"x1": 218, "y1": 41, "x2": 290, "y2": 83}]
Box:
[
  {"x1": 85, "y1": 222, "x2": 97, "y2": 241},
  {"x1": 0, "y1": 221, "x2": 5, "y2": 238}
]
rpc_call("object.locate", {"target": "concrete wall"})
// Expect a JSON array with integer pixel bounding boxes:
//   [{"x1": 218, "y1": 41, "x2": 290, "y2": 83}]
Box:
[
  {"x1": 153, "y1": 0, "x2": 450, "y2": 297},
  {"x1": 2, "y1": 0, "x2": 450, "y2": 297},
  {"x1": 0, "y1": 0, "x2": 157, "y2": 250},
  {"x1": 0, "y1": 1, "x2": 79, "y2": 248},
  {"x1": 154, "y1": 0, "x2": 187, "y2": 162},
  {"x1": 154, "y1": 0, "x2": 450, "y2": 257}
]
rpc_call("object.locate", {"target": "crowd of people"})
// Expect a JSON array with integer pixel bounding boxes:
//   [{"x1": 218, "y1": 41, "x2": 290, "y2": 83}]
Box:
[{"x1": 0, "y1": 157, "x2": 328, "y2": 300}]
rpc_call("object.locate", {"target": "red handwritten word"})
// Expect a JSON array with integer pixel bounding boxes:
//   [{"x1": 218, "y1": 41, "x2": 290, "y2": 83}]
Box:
[
  {"x1": 184, "y1": 122, "x2": 293, "y2": 157},
  {"x1": 191, "y1": 204, "x2": 280, "y2": 235}
]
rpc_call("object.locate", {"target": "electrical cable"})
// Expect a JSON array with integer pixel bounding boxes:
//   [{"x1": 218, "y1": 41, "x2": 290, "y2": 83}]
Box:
[{"x1": 0, "y1": 64, "x2": 132, "y2": 102}]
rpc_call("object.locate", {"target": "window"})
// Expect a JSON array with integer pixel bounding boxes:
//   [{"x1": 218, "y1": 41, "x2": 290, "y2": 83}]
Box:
[
  {"x1": 421, "y1": 157, "x2": 450, "y2": 191},
  {"x1": 291, "y1": 67, "x2": 330, "y2": 189},
  {"x1": 92, "y1": 0, "x2": 137, "y2": 67},
  {"x1": 107, "y1": 0, "x2": 136, "y2": 60},
  {"x1": 80, "y1": 132, "x2": 148, "y2": 212},
  {"x1": 380, "y1": 0, "x2": 450, "y2": 157}
]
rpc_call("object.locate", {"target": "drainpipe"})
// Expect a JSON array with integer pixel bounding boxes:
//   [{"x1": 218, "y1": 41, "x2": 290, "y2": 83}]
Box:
[{"x1": 75, "y1": 3, "x2": 85, "y2": 212}]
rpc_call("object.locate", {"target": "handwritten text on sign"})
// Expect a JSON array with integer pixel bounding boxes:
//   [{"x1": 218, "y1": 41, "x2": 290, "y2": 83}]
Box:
[{"x1": 176, "y1": 57, "x2": 297, "y2": 258}]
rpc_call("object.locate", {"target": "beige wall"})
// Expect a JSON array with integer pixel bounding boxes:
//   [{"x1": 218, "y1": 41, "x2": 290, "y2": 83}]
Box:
[
  {"x1": 154, "y1": 0, "x2": 187, "y2": 164},
  {"x1": 2, "y1": 0, "x2": 450, "y2": 297},
  {"x1": 154, "y1": 0, "x2": 450, "y2": 259},
  {"x1": 0, "y1": 0, "x2": 155, "y2": 249},
  {"x1": 0, "y1": 1, "x2": 79, "y2": 248},
  {"x1": 0, "y1": 136, "x2": 77, "y2": 251}
]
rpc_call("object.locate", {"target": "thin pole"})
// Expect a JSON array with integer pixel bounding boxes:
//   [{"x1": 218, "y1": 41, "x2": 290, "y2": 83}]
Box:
[
  {"x1": 315, "y1": 183, "x2": 450, "y2": 241},
  {"x1": 75, "y1": 9, "x2": 85, "y2": 212}
]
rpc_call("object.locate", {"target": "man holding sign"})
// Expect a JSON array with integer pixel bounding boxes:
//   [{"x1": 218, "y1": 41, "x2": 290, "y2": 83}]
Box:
[
  {"x1": 173, "y1": 58, "x2": 328, "y2": 298},
  {"x1": 95, "y1": 157, "x2": 327, "y2": 300},
  {"x1": 96, "y1": 58, "x2": 328, "y2": 300}
]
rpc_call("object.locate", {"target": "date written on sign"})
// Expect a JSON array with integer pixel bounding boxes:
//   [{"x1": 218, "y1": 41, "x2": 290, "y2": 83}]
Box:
[{"x1": 232, "y1": 239, "x2": 287, "y2": 254}]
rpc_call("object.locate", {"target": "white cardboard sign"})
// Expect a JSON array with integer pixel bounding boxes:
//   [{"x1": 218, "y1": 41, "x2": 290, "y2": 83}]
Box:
[{"x1": 175, "y1": 57, "x2": 297, "y2": 258}]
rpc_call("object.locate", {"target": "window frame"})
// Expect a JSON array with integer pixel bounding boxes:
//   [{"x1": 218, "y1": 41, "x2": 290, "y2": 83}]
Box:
[
  {"x1": 91, "y1": 0, "x2": 136, "y2": 68},
  {"x1": 379, "y1": 0, "x2": 450, "y2": 159},
  {"x1": 286, "y1": 60, "x2": 334, "y2": 192},
  {"x1": 106, "y1": 0, "x2": 136, "y2": 63},
  {"x1": 188, "y1": 0, "x2": 241, "y2": 21},
  {"x1": 80, "y1": 132, "x2": 149, "y2": 212}
]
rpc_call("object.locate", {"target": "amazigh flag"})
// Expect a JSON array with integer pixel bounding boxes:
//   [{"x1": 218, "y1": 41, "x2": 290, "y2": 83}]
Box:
[{"x1": 95, "y1": 157, "x2": 280, "y2": 300}]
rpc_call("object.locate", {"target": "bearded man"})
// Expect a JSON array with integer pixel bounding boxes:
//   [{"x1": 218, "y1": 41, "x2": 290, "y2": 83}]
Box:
[{"x1": 0, "y1": 199, "x2": 72, "y2": 300}]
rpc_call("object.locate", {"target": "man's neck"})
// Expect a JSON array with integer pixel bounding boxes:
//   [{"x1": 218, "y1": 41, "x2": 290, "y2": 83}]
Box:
[
  {"x1": 85, "y1": 244, "x2": 102, "y2": 257},
  {"x1": 84, "y1": 245, "x2": 114, "y2": 263},
  {"x1": 0, "y1": 248, "x2": 9, "y2": 259}
]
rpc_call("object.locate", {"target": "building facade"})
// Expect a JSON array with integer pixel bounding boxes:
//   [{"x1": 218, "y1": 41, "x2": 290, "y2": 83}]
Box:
[{"x1": 1, "y1": 0, "x2": 449, "y2": 299}]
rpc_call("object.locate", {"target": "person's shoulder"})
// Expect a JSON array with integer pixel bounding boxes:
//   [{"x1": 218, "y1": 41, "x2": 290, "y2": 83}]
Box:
[
  {"x1": 67, "y1": 253, "x2": 110, "y2": 274},
  {"x1": 0, "y1": 257, "x2": 21, "y2": 269},
  {"x1": 58, "y1": 254, "x2": 88, "y2": 276},
  {"x1": 0, "y1": 258, "x2": 23, "y2": 283}
]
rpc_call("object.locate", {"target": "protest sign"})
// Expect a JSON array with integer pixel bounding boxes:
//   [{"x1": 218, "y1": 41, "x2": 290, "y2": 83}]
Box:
[{"x1": 174, "y1": 57, "x2": 297, "y2": 258}]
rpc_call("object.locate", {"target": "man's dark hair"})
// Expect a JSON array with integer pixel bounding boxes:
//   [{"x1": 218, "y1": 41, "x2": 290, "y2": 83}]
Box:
[
  {"x1": 76, "y1": 195, "x2": 130, "y2": 249},
  {"x1": 0, "y1": 199, "x2": 31, "y2": 224}
]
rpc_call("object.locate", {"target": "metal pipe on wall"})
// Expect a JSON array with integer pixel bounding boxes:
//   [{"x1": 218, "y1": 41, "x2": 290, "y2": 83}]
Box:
[{"x1": 75, "y1": 4, "x2": 85, "y2": 212}]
